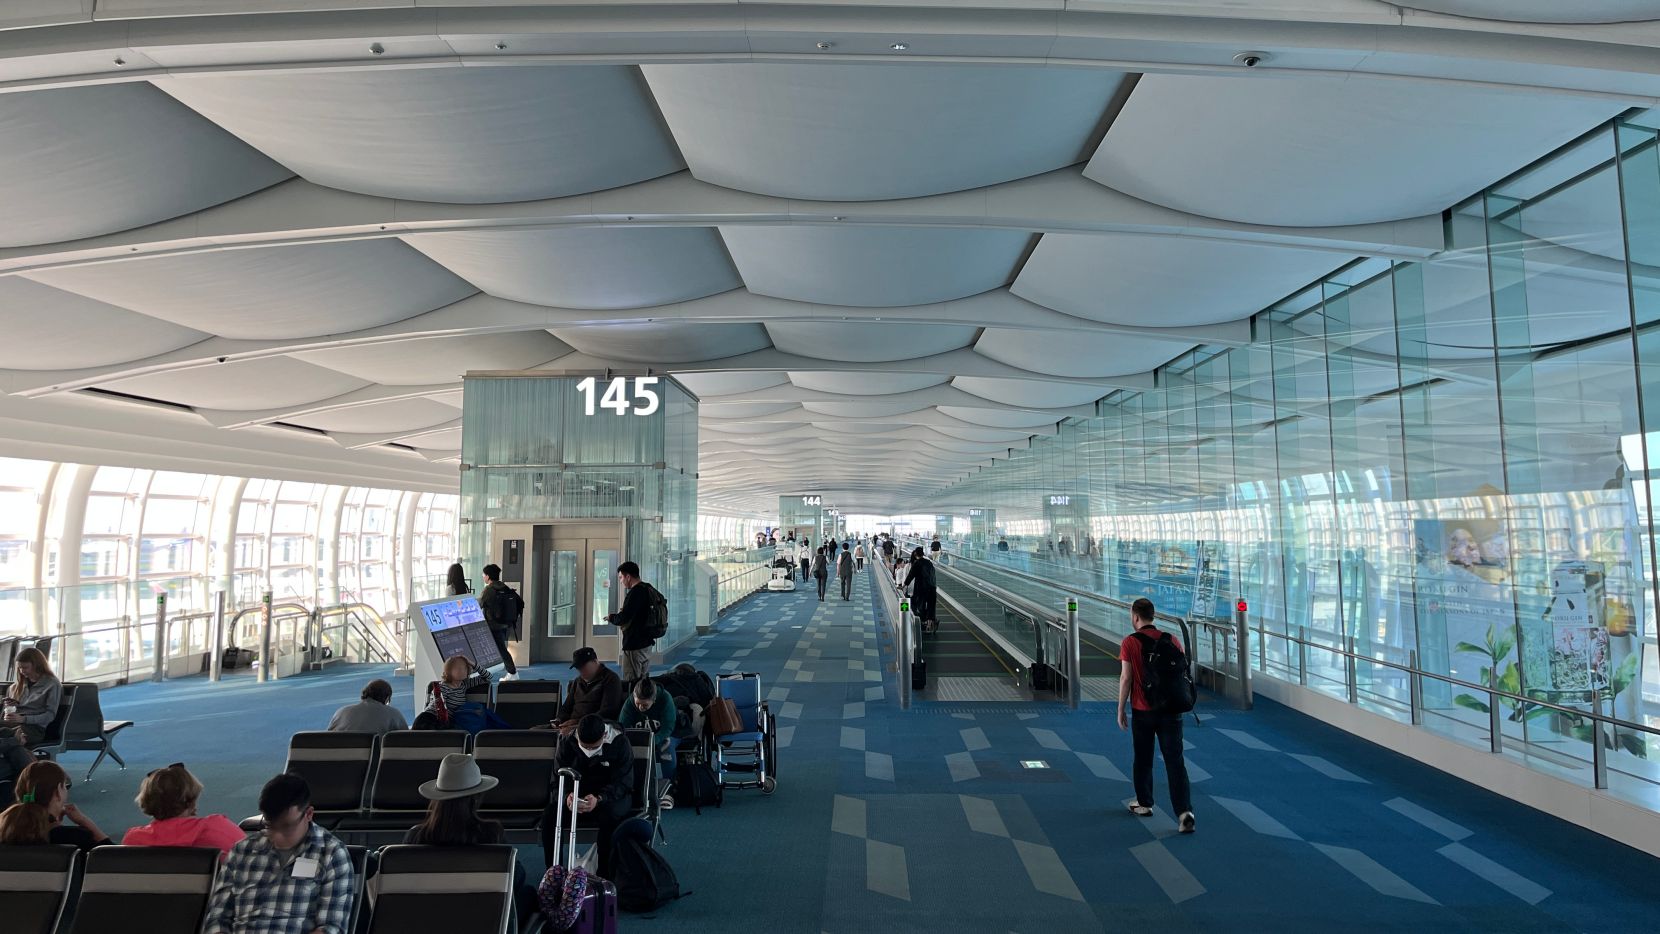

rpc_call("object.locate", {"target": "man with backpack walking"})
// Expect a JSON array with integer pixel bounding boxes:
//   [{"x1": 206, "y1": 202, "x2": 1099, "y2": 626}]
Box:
[
  {"x1": 608, "y1": 561, "x2": 667, "y2": 686},
  {"x1": 478, "y1": 564, "x2": 523, "y2": 678},
  {"x1": 1117, "y1": 597, "x2": 1196, "y2": 833}
]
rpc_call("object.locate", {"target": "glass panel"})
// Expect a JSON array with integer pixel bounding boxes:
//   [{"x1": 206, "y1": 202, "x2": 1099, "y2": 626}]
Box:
[
  {"x1": 590, "y1": 548, "x2": 619, "y2": 636},
  {"x1": 549, "y1": 550, "x2": 578, "y2": 637}
]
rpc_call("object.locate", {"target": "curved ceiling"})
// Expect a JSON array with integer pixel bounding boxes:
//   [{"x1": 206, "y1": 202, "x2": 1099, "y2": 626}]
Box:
[
  {"x1": 721, "y1": 225, "x2": 1031, "y2": 307},
  {"x1": 642, "y1": 62, "x2": 1123, "y2": 201},
  {"x1": 1086, "y1": 73, "x2": 1623, "y2": 227},
  {"x1": 0, "y1": 83, "x2": 289, "y2": 248},
  {"x1": 0, "y1": 9, "x2": 1631, "y2": 512},
  {"x1": 157, "y1": 66, "x2": 683, "y2": 204}
]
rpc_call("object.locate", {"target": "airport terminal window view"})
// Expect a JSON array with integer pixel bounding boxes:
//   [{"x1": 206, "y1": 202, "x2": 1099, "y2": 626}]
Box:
[
  {"x1": 0, "y1": 457, "x2": 458, "y2": 683},
  {"x1": 925, "y1": 114, "x2": 1660, "y2": 813}
]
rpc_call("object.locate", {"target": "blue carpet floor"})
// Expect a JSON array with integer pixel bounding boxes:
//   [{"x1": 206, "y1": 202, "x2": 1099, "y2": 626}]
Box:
[{"x1": 60, "y1": 567, "x2": 1660, "y2": 932}]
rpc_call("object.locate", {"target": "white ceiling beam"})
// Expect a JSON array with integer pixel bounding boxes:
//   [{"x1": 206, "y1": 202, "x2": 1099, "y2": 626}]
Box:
[
  {"x1": 0, "y1": 169, "x2": 1442, "y2": 277},
  {"x1": 1, "y1": 3, "x2": 1659, "y2": 104}
]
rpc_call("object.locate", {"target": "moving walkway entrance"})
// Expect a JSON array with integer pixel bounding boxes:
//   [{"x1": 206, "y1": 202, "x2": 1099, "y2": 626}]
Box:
[{"x1": 489, "y1": 520, "x2": 625, "y2": 666}]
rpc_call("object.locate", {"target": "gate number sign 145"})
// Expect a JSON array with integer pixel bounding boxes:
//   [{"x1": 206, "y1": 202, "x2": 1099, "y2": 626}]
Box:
[{"x1": 577, "y1": 376, "x2": 661, "y2": 416}]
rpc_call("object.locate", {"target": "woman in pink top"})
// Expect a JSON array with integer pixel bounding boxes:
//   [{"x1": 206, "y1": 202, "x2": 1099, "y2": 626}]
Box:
[{"x1": 122, "y1": 762, "x2": 245, "y2": 858}]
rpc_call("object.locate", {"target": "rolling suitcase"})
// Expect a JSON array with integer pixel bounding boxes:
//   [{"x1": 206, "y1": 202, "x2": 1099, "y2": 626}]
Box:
[{"x1": 540, "y1": 767, "x2": 619, "y2": 934}]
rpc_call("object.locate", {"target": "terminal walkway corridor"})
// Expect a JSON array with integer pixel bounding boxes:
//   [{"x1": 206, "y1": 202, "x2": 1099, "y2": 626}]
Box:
[{"x1": 64, "y1": 566, "x2": 1660, "y2": 933}]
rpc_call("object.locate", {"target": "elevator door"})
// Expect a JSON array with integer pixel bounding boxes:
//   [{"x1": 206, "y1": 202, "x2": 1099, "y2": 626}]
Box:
[{"x1": 531, "y1": 521, "x2": 624, "y2": 665}]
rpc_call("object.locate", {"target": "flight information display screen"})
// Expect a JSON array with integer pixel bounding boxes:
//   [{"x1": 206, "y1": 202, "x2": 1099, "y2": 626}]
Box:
[{"x1": 419, "y1": 597, "x2": 502, "y2": 669}]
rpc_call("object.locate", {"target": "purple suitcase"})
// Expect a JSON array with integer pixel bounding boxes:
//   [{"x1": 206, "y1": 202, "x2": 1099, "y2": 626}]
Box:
[{"x1": 550, "y1": 767, "x2": 618, "y2": 934}]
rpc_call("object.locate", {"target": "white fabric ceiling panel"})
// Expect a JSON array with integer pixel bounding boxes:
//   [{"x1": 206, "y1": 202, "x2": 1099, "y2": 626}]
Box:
[
  {"x1": 801, "y1": 400, "x2": 934, "y2": 418},
  {"x1": 0, "y1": 83, "x2": 289, "y2": 248},
  {"x1": 702, "y1": 420, "x2": 806, "y2": 435},
  {"x1": 1401, "y1": 2, "x2": 1660, "y2": 21},
  {"x1": 952, "y1": 376, "x2": 1107, "y2": 408},
  {"x1": 1086, "y1": 74, "x2": 1622, "y2": 226},
  {"x1": 787, "y1": 372, "x2": 948, "y2": 396},
  {"x1": 1011, "y1": 233, "x2": 1345, "y2": 328},
  {"x1": 410, "y1": 427, "x2": 464, "y2": 452},
  {"x1": 643, "y1": 62, "x2": 1121, "y2": 201},
  {"x1": 0, "y1": 278, "x2": 206, "y2": 370},
  {"x1": 551, "y1": 322, "x2": 771, "y2": 363},
  {"x1": 767, "y1": 321, "x2": 979, "y2": 362},
  {"x1": 102, "y1": 357, "x2": 367, "y2": 411},
  {"x1": 698, "y1": 401, "x2": 802, "y2": 419},
  {"x1": 292, "y1": 332, "x2": 573, "y2": 386},
  {"x1": 28, "y1": 240, "x2": 476, "y2": 340},
  {"x1": 674, "y1": 371, "x2": 792, "y2": 396},
  {"x1": 405, "y1": 227, "x2": 741, "y2": 310},
  {"x1": 156, "y1": 66, "x2": 683, "y2": 203},
  {"x1": 974, "y1": 327, "x2": 1191, "y2": 378},
  {"x1": 928, "y1": 423, "x2": 1046, "y2": 443},
  {"x1": 291, "y1": 397, "x2": 459, "y2": 435},
  {"x1": 722, "y1": 226, "x2": 1030, "y2": 307},
  {"x1": 936, "y1": 406, "x2": 1065, "y2": 429}
]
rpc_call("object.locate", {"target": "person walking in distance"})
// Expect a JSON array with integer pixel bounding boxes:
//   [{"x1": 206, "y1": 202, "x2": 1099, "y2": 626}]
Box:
[
  {"x1": 837, "y1": 543, "x2": 855, "y2": 601},
  {"x1": 811, "y1": 546, "x2": 829, "y2": 602},
  {"x1": 1117, "y1": 597, "x2": 1196, "y2": 833},
  {"x1": 606, "y1": 561, "x2": 666, "y2": 686}
]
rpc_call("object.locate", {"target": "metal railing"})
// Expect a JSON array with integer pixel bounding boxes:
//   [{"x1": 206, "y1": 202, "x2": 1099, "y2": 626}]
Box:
[
  {"x1": 1257, "y1": 625, "x2": 1658, "y2": 792},
  {"x1": 716, "y1": 563, "x2": 774, "y2": 614}
]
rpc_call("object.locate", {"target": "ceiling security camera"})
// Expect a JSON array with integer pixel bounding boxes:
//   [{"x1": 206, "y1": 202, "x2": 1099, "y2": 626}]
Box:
[{"x1": 1234, "y1": 51, "x2": 1270, "y2": 68}]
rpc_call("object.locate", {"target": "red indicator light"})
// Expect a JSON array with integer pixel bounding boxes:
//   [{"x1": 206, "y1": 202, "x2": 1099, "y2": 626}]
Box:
[{"x1": 1236, "y1": 600, "x2": 1248, "y2": 613}]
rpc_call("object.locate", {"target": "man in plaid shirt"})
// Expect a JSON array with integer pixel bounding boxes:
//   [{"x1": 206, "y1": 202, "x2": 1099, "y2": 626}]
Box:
[{"x1": 204, "y1": 773, "x2": 356, "y2": 934}]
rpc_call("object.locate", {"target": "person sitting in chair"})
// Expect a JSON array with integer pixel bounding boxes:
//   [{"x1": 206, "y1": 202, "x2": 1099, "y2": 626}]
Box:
[{"x1": 543, "y1": 714, "x2": 634, "y2": 878}]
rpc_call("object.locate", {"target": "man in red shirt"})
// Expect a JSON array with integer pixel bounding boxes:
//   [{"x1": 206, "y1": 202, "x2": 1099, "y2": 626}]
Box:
[{"x1": 1117, "y1": 597, "x2": 1195, "y2": 833}]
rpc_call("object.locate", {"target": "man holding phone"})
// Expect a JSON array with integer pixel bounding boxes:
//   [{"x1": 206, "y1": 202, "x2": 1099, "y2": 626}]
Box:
[{"x1": 544, "y1": 714, "x2": 634, "y2": 877}]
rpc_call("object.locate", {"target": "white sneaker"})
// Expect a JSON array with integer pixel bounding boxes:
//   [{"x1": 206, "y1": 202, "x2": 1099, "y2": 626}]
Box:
[
  {"x1": 659, "y1": 792, "x2": 675, "y2": 811},
  {"x1": 501, "y1": 671, "x2": 519, "y2": 681},
  {"x1": 1178, "y1": 811, "x2": 1196, "y2": 834},
  {"x1": 1128, "y1": 802, "x2": 1152, "y2": 817}
]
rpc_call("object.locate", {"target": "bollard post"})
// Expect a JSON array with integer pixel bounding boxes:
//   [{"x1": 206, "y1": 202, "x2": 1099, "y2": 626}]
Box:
[
  {"x1": 151, "y1": 592, "x2": 168, "y2": 683},
  {"x1": 899, "y1": 599, "x2": 913, "y2": 710},
  {"x1": 209, "y1": 591, "x2": 226, "y2": 683},
  {"x1": 1065, "y1": 598, "x2": 1081, "y2": 710},
  {"x1": 1488, "y1": 668, "x2": 1503, "y2": 754},
  {"x1": 258, "y1": 591, "x2": 274, "y2": 683},
  {"x1": 1592, "y1": 689, "x2": 1609, "y2": 790},
  {"x1": 1345, "y1": 635, "x2": 1359, "y2": 704},
  {"x1": 1233, "y1": 600, "x2": 1253, "y2": 710}
]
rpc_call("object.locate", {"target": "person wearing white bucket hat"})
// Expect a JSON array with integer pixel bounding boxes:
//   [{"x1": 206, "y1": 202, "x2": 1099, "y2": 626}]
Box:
[{"x1": 403, "y1": 753, "x2": 536, "y2": 920}]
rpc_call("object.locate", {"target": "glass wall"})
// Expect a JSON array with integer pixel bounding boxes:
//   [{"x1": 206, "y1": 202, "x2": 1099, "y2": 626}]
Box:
[
  {"x1": 0, "y1": 455, "x2": 457, "y2": 682},
  {"x1": 925, "y1": 112, "x2": 1660, "y2": 813},
  {"x1": 459, "y1": 375, "x2": 699, "y2": 649}
]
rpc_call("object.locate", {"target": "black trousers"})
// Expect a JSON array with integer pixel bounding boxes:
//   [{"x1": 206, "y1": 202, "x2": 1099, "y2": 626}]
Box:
[
  {"x1": 912, "y1": 587, "x2": 937, "y2": 624},
  {"x1": 856, "y1": 557, "x2": 865, "y2": 570},
  {"x1": 840, "y1": 575, "x2": 852, "y2": 600},
  {"x1": 816, "y1": 575, "x2": 827, "y2": 600},
  {"x1": 800, "y1": 558, "x2": 810, "y2": 580},
  {"x1": 488, "y1": 625, "x2": 517, "y2": 674},
  {"x1": 1131, "y1": 709, "x2": 1192, "y2": 814}
]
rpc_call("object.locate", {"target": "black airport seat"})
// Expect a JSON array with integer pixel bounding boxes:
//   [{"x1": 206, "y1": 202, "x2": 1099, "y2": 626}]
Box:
[
  {"x1": 62, "y1": 682, "x2": 133, "y2": 781},
  {"x1": 345, "y1": 844, "x2": 376, "y2": 934},
  {"x1": 19, "y1": 682, "x2": 77, "y2": 762},
  {"x1": 465, "y1": 682, "x2": 493, "y2": 708},
  {"x1": 275, "y1": 731, "x2": 378, "y2": 829},
  {"x1": 492, "y1": 680, "x2": 561, "y2": 730},
  {"x1": 366, "y1": 844, "x2": 517, "y2": 934},
  {"x1": 66, "y1": 845, "x2": 219, "y2": 934},
  {"x1": 347, "y1": 731, "x2": 468, "y2": 832},
  {"x1": 0, "y1": 844, "x2": 80, "y2": 934},
  {"x1": 473, "y1": 730, "x2": 559, "y2": 833}
]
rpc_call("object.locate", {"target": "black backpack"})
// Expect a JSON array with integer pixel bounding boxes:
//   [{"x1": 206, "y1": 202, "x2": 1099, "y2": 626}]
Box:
[
  {"x1": 656, "y1": 664, "x2": 716, "y2": 709},
  {"x1": 613, "y1": 819, "x2": 688, "y2": 913},
  {"x1": 673, "y1": 759, "x2": 722, "y2": 813},
  {"x1": 1134, "y1": 631, "x2": 1197, "y2": 714},
  {"x1": 645, "y1": 584, "x2": 669, "y2": 641}
]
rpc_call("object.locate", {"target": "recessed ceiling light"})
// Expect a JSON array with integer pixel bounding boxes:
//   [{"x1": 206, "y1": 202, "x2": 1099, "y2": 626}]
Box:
[
  {"x1": 113, "y1": 57, "x2": 126, "y2": 67},
  {"x1": 495, "y1": 41, "x2": 508, "y2": 51},
  {"x1": 816, "y1": 41, "x2": 834, "y2": 50},
  {"x1": 370, "y1": 43, "x2": 385, "y2": 55},
  {"x1": 890, "y1": 42, "x2": 909, "y2": 51}
]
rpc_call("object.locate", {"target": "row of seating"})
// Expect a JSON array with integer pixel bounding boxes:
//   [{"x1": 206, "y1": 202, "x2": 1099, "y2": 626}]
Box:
[
  {"x1": 457, "y1": 679, "x2": 562, "y2": 730},
  {"x1": 0, "y1": 681, "x2": 132, "y2": 781},
  {"x1": 275, "y1": 726, "x2": 662, "y2": 843},
  {"x1": 3, "y1": 841, "x2": 523, "y2": 934}
]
